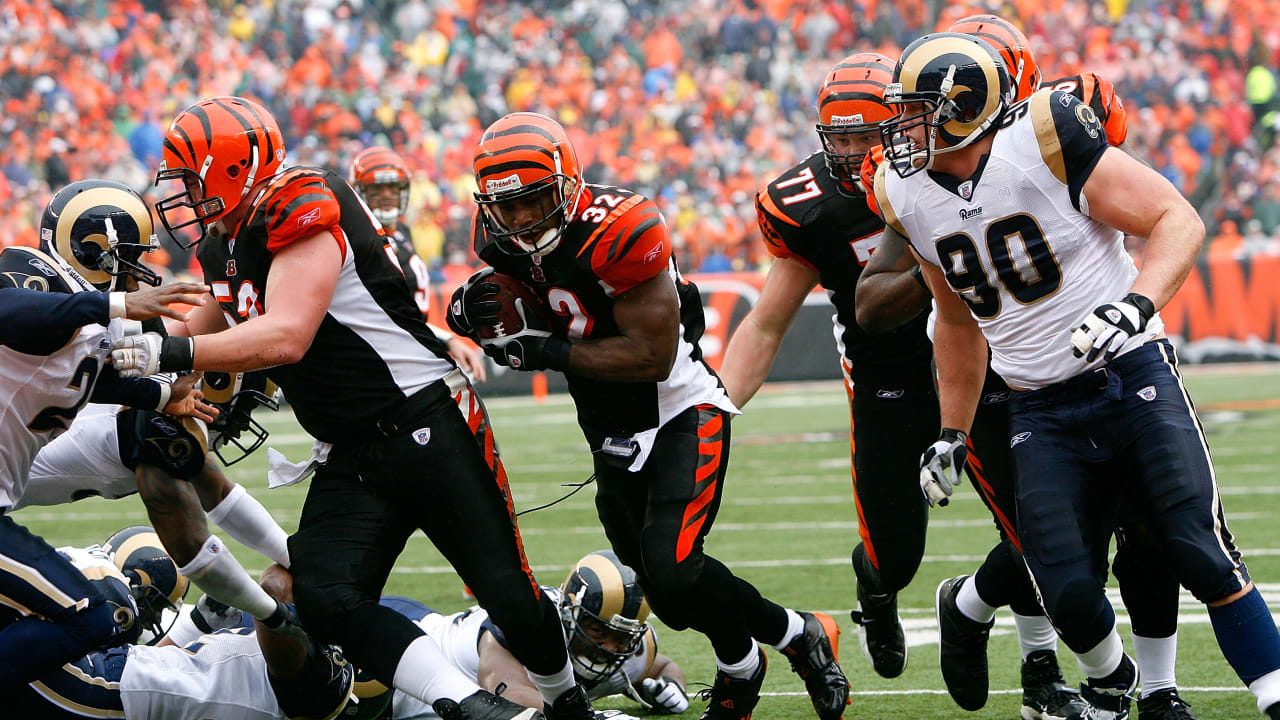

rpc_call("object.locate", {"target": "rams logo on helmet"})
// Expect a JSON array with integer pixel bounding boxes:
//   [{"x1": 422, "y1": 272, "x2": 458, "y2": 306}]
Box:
[
  {"x1": 558, "y1": 550, "x2": 652, "y2": 685},
  {"x1": 880, "y1": 32, "x2": 1012, "y2": 177},
  {"x1": 104, "y1": 526, "x2": 189, "y2": 645},
  {"x1": 202, "y1": 370, "x2": 281, "y2": 465},
  {"x1": 39, "y1": 179, "x2": 161, "y2": 291}
]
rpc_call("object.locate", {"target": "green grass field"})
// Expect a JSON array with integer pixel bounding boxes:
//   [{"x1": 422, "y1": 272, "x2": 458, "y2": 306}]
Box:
[{"x1": 17, "y1": 365, "x2": 1280, "y2": 719}]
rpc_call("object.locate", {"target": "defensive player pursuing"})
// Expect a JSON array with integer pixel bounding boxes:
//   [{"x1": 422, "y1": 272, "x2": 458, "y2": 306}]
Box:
[
  {"x1": 31, "y1": 179, "x2": 302, "y2": 643},
  {"x1": 351, "y1": 146, "x2": 486, "y2": 381},
  {"x1": 855, "y1": 17, "x2": 1193, "y2": 719},
  {"x1": 111, "y1": 96, "x2": 584, "y2": 720},
  {"x1": 447, "y1": 111, "x2": 849, "y2": 720},
  {"x1": 0, "y1": 179, "x2": 213, "y2": 689},
  {"x1": 719, "y1": 52, "x2": 934, "y2": 684},
  {"x1": 875, "y1": 32, "x2": 1280, "y2": 718}
]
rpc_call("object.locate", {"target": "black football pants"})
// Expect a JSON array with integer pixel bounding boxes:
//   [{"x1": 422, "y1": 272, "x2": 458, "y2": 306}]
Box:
[
  {"x1": 289, "y1": 379, "x2": 567, "y2": 687},
  {"x1": 593, "y1": 405, "x2": 790, "y2": 664}
]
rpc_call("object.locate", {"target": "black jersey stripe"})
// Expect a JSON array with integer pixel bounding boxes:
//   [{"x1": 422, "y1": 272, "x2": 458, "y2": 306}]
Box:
[{"x1": 268, "y1": 193, "x2": 337, "y2": 231}]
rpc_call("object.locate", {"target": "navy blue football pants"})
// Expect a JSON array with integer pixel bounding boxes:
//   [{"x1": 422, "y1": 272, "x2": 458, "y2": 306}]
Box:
[
  {"x1": 0, "y1": 513, "x2": 116, "y2": 689},
  {"x1": 1009, "y1": 339, "x2": 1247, "y2": 653}
]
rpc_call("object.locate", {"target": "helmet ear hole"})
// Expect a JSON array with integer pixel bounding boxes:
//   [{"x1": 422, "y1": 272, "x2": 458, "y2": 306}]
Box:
[{"x1": 226, "y1": 165, "x2": 241, "y2": 179}]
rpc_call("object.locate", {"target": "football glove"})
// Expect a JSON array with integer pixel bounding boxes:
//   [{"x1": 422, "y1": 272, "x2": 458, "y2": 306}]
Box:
[
  {"x1": 445, "y1": 268, "x2": 502, "y2": 339},
  {"x1": 190, "y1": 594, "x2": 245, "y2": 634},
  {"x1": 859, "y1": 144, "x2": 884, "y2": 216},
  {"x1": 919, "y1": 428, "x2": 968, "y2": 508},
  {"x1": 638, "y1": 677, "x2": 690, "y2": 715},
  {"x1": 483, "y1": 331, "x2": 571, "y2": 372},
  {"x1": 260, "y1": 600, "x2": 310, "y2": 641},
  {"x1": 1069, "y1": 292, "x2": 1155, "y2": 362},
  {"x1": 110, "y1": 333, "x2": 194, "y2": 378}
]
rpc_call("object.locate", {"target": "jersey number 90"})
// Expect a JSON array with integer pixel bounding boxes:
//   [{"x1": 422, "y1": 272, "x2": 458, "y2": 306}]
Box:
[{"x1": 937, "y1": 213, "x2": 1062, "y2": 318}]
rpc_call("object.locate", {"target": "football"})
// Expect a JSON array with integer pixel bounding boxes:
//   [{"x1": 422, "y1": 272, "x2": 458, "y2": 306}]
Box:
[{"x1": 475, "y1": 272, "x2": 549, "y2": 344}]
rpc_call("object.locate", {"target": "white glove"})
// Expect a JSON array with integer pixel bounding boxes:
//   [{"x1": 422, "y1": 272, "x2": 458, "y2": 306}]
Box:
[
  {"x1": 189, "y1": 594, "x2": 245, "y2": 634},
  {"x1": 919, "y1": 429, "x2": 968, "y2": 508},
  {"x1": 639, "y1": 677, "x2": 690, "y2": 714},
  {"x1": 111, "y1": 332, "x2": 164, "y2": 378},
  {"x1": 1069, "y1": 293, "x2": 1155, "y2": 362}
]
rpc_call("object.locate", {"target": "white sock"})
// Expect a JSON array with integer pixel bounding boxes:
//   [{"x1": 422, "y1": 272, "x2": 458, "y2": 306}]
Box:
[
  {"x1": 717, "y1": 641, "x2": 762, "y2": 680},
  {"x1": 528, "y1": 659, "x2": 577, "y2": 705},
  {"x1": 1014, "y1": 613, "x2": 1059, "y2": 659},
  {"x1": 1133, "y1": 632, "x2": 1178, "y2": 698},
  {"x1": 956, "y1": 576, "x2": 998, "y2": 624},
  {"x1": 206, "y1": 484, "x2": 291, "y2": 568},
  {"x1": 1249, "y1": 668, "x2": 1280, "y2": 714},
  {"x1": 177, "y1": 535, "x2": 277, "y2": 619},
  {"x1": 771, "y1": 609, "x2": 806, "y2": 650},
  {"x1": 1076, "y1": 627, "x2": 1124, "y2": 680},
  {"x1": 393, "y1": 635, "x2": 484, "y2": 704}
]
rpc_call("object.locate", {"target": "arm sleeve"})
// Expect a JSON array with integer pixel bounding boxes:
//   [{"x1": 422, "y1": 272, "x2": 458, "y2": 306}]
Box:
[
  {"x1": 755, "y1": 188, "x2": 797, "y2": 260},
  {"x1": 91, "y1": 365, "x2": 164, "y2": 410},
  {"x1": 0, "y1": 287, "x2": 109, "y2": 352},
  {"x1": 261, "y1": 174, "x2": 343, "y2": 255},
  {"x1": 1030, "y1": 89, "x2": 1110, "y2": 211}
]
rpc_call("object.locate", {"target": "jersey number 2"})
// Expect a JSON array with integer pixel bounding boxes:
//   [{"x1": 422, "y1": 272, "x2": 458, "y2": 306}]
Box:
[
  {"x1": 28, "y1": 356, "x2": 100, "y2": 434},
  {"x1": 548, "y1": 288, "x2": 594, "y2": 340}
]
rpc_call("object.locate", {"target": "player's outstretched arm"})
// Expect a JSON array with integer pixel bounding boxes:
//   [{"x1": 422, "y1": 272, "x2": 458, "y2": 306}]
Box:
[
  {"x1": 719, "y1": 256, "x2": 818, "y2": 408},
  {"x1": 568, "y1": 272, "x2": 680, "y2": 382},
  {"x1": 112, "y1": 230, "x2": 341, "y2": 377},
  {"x1": 1082, "y1": 146, "x2": 1205, "y2": 310},
  {"x1": 475, "y1": 631, "x2": 545, "y2": 710},
  {"x1": 855, "y1": 225, "x2": 931, "y2": 334}
]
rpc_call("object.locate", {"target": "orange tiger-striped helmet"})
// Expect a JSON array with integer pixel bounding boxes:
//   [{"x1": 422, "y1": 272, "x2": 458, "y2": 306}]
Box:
[
  {"x1": 473, "y1": 112, "x2": 583, "y2": 256},
  {"x1": 816, "y1": 53, "x2": 895, "y2": 197},
  {"x1": 949, "y1": 14, "x2": 1040, "y2": 103},
  {"x1": 156, "y1": 96, "x2": 286, "y2": 248},
  {"x1": 351, "y1": 147, "x2": 411, "y2": 229}
]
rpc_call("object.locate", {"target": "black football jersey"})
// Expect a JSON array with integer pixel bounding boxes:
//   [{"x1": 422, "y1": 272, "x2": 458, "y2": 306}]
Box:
[
  {"x1": 756, "y1": 152, "x2": 931, "y2": 374},
  {"x1": 475, "y1": 184, "x2": 727, "y2": 439},
  {"x1": 387, "y1": 220, "x2": 431, "y2": 319},
  {"x1": 198, "y1": 167, "x2": 454, "y2": 442}
]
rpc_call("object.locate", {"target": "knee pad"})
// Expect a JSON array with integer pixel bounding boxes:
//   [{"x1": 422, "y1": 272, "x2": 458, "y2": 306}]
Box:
[
  {"x1": 119, "y1": 408, "x2": 207, "y2": 479},
  {"x1": 1046, "y1": 575, "x2": 1113, "y2": 652}
]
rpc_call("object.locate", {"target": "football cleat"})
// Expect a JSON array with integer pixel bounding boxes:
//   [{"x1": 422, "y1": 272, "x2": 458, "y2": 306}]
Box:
[
  {"x1": 936, "y1": 576, "x2": 994, "y2": 711},
  {"x1": 544, "y1": 685, "x2": 593, "y2": 720},
  {"x1": 849, "y1": 581, "x2": 907, "y2": 678},
  {"x1": 782, "y1": 612, "x2": 851, "y2": 720},
  {"x1": 1073, "y1": 655, "x2": 1138, "y2": 720},
  {"x1": 698, "y1": 648, "x2": 767, "y2": 720},
  {"x1": 1135, "y1": 689, "x2": 1198, "y2": 720},
  {"x1": 433, "y1": 690, "x2": 545, "y2": 720},
  {"x1": 1021, "y1": 650, "x2": 1086, "y2": 720}
]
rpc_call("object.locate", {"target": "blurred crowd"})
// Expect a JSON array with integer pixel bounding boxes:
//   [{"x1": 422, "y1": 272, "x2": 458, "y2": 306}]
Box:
[{"x1": 4, "y1": 0, "x2": 1280, "y2": 281}]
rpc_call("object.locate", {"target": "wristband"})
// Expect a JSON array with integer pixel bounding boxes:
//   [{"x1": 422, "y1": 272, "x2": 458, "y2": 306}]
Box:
[
  {"x1": 109, "y1": 292, "x2": 127, "y2": 319},
  {"x1": 159, "y1": 336, "x2": 195, "y2": 372},
  {"x1": 430, "y1": 323, "x2": 456, "y2": 345},
  {"x1": 154, "y1": 382, "x2": 172, "y2": 412},
  {"x1": 1123, "y1": 292, "x2": 1155, "y2": 320},
  {"x1": 545, "y1": 336, "x2": 573, "y2": 372}
]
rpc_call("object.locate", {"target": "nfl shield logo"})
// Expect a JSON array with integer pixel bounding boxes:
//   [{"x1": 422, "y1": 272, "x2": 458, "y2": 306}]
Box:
[
  {"x1": 412, "y1": 428, "x2": 432, "y2": 445},
  {"x1": 1137, "y1": 386, "x2": 1157, "y2": 401},
  {"x1": 958, "y1": 180, "x2": 973, "y2": 200}
]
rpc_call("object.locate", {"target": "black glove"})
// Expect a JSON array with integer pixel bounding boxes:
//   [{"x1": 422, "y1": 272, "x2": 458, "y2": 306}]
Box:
[
  {"x1": 483, "y1": 333, "x2": 572, "y2": 372},
  {"x1": 1069, "y1": 292, "x2": 1155, "y2": 362},
  {"x1": 446, "y1": 268, "x2": 502, "y2": 338}
]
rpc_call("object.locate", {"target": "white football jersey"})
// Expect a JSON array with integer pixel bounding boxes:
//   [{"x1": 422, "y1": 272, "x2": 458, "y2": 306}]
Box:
[
  {"x1": 877, "y1": 89, "x2": 1163, "y2": 389},
  {"x1": 390, "y1": 587, "x2": 658, "y2": 719},
  {"x1": 17, "y1": 404, "x2": 136, "y2": 508},
  {"x1": 0, "y1": 248, "x2": 122, "y2": 508},
  {"x1": 121, "y1": 628, "x2": 285, "y2": 720}
]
